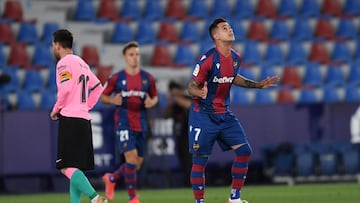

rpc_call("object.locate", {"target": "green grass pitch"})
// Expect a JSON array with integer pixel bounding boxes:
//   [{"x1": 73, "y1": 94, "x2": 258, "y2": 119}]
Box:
[{"x1": 0, "y1": 183, "x2": 359, "y2": 203}]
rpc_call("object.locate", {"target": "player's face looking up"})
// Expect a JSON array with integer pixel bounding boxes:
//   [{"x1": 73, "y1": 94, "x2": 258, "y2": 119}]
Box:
[
  {"x1": 214, "y1": 22, "x2": 235, "y2": 42},
  {"x1": 123, "y1": 47, "x2": 140, "y2": 68}
]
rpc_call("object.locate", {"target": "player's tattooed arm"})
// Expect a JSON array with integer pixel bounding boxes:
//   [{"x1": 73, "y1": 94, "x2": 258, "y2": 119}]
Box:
[
  {"x1": 233, "y1": 74, "x2": 281, "y2": 89},
  {"x1": 233, "y1": 75, "x2": 260, "y2": 88},
  {"x1": 187, "y1": 79, "x2": 208, "y2": 99}
]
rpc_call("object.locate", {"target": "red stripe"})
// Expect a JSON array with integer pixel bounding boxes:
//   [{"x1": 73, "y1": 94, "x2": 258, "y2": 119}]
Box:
[
  {"x1": 191, "y1": 177, "x2": 205, "y2": 184},
  {"x1": 232, "y1": 179, "x2": 245, "y2": 189},
  {"x1": 192, "y1": 164, "x2": 205, "y2": 172},
  {"x1": 231, "y1": 167, "x2": 248, "y2": 174},
  {"x1": 235, "y1": 155, "x2": 251, "y2": 163},
  {"x1": 127, "y1": 188, "x2": 136, "y2": 196},
  {"x1": 193, "y1": 190, "x2": 204, "y2": 199},
  {"x1": 125, "y1": 177, "x2": 136, "y2": 183}
]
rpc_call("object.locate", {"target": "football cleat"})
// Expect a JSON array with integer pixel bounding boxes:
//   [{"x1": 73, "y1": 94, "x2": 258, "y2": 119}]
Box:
[
  {"x1": 129, "y1": 195, "x2": 141, "y2": 203},
  {"x1": 228, "y1": 198, "x2": 249, "y2": 203},
  {"x1": 102, "y1": 173, "x2": 116, "y2": 200},
  {"x1": 97, "y1": 196, "x2": 108, "y2": 203}
]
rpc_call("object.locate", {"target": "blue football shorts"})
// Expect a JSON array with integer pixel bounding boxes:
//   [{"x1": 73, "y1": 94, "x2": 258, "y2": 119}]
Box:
[
  {"x1": 188, "y1": 109, "x2": 248, "y2": 155},
  {"x1": 115, "y1": 127, "x2": 146, "y2": 157}
]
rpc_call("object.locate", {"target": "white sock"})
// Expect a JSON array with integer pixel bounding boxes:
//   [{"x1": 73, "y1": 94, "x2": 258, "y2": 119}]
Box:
[{"x1": 91, "y1": 195, "x2": 99, "y2": 203}]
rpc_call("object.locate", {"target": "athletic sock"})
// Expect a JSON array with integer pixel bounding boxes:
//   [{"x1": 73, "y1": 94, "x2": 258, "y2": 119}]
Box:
[
  {"x1": 70, "y1": 169, "x2": 98, "y2": 200},
  {"x1": 191, "y1": 156, "x2": 208, "y2": 202},
  {"x1": 124, "y1": 163, "x2": 137, "y2": 200},
  {"x1": 110, "y1": 163, "x2": 125, "y2": 183},
  {"x1": 230, "y1": 144, "x2": 252, "y2": 200},
  {"x1": 91, "y1": 195, "x2": 99, "y2": 203},
  {"x1": 69, "y1": 181, "x2": 82, "y2": 203}
]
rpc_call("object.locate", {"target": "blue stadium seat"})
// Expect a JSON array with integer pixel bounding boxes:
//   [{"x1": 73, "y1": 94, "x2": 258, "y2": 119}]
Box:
[
  {"x1": 233, "y1": 0, "x2": 254, "y2": 19},
  {"x1": 23, "y1": 70, "x2": 44, "y2": 92},
  {"x1": 343, "y1": 0, "x2": 360, "y2": 16},
  {"x1": 274, "y1": 153, "x2": 294, "y2": 175},
  {"x1": 242, "y1": 40, "x2": 262, "y2": 65},
  {"x1": 239, "y1": 68, "x2": 256, "y2": 80},
  {"x1": 355, "y1": 38, "x2": 360, "y2": 62},
  {"x1": 47, "y1": 68, "x2": 57, "y2": 91},
  {"x1": 2, "y1": 66, "x2": 20, "y2": 88},
  {"x1": 143, "y1": 0, "x2": 164, "y2": 21},
  {"x1": 121, "y1": 0, "x2": 141, "y2": 20},
  {"x1": 40, "y1": 89, "x2": 56, "y2": 109},
  {"x1": 348, "y1": 62, "x2": 360, "y2": 86},
  {"x1": 254, "y1": 89, "x2": 274, "y2": 104},
  {"x1": 292, "y1": 18, "x2": 313, "y2": 41},
  {"x1": 17, "y1": 22, "x2": 38, "y2": 44},
  {"x1": 199, "y1": 39, "x2": 214, "y2": 54},
  {"x1": 211, "y1": 0, "x2": 231, "y2": 18},
  {"x1": 41, "y1": 22, "x2": 60, "y2": 45},
  {"x1": 112, "y1": 22, "x2": 133, "y2": 43},
  {"x1": 259, "y1": 65, "x2": 276, "y2": 80},
  {"x1": 180, "y1": 21, "x2": 201, "y2": 43},
  {"x1": 326, "y1": 66, "x2": 345, "y2": 86},
  {"x1": 174, "y1": 44, "x2": 195, "y2": 67},
  {"x1": 188, "y1": 0, "x2": 208, "y2": 19},
  {"x1": 264, "y1": 43, "x2": 285, "y2": 66},
  {"x1": 323, "y1": 85, "x2": 342, "y2": 103},
  {"x1": 341, "y1": 149, "x2": 360, "y2": 174},
  {"x1": 344, "y1": 85, "x2": 360, "y2": 102},
  {"x1": 17, "y1": 90, "x2": 36, "y2": 110},
  {"x1": 295, "y1": 152, "x2": 314, "y2": 176},
  {"x1": 136, "y1": 20, "x2": 156, "y2": 45},
  {"x1": 299, "y1": 89, "x2": 318, "y2": 103},
  {"x1": 231, "y1": 86, "x2": 250, "y2": 104},
  {"x1": 287, "y1": 41, "x2": 307, "y2": 65},
  {"x1": 278, "y1": 0, "x2": 298, "y2": 17},
  {"x1": 229, "y1": 19, "x2": 246, "y2": 42},
  {"x1": 319, "y1": 151, "x2": 338, "y2": 175},
  {"x1": 74, "y1": 0, "x2": 96, "y2": 21},
  {"x1": 331, "y1": 42, "x2": 352, "y2": 64},
  {"x1": 270, "y1": 20, "x2": 290, "y2": 41},
  {"x1": 300, "y1": 0, "x2": 320, "y2": 17},
  {"x1": 32, "y1": 43, "x2": 54, "y2": 68},
  {"x1": 303, "y1": 63, "x2": 323, "y2": 87},
  {"x1": 336, "y1": 18, "x2": 357, "y2": 40},
  {"x1": 0, "y1": 43, "x2": 5, "y2": 66}
]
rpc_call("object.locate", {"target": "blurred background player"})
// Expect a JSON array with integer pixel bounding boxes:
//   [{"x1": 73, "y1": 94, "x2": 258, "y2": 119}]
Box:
[
  {"x1": 187, "y1": 18, "x2": 280, "y2": 203},
  {"x1": 164, "y1": 80, "x2": 192, "y2": 186},
  {"x1": 50, "y1": 29, "x2": 106, "y2": 203},
  {"x1": 101, "y1": 41, "x2": 158, "y2": 203}
]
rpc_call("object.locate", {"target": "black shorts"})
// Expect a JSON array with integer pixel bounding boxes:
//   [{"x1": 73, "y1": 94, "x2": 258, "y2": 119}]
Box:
[{"x1": 56, "y1": 115, "x2": 95, "y2": 170}]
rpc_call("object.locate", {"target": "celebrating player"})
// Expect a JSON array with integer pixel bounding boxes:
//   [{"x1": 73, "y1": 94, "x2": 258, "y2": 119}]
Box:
[
  {"x1": 50, "y1": 29, "x2": 107, "y2": 203},
  {"x1": 101, "y1": 41, "x2": 158, "y2": 203},
  {"x1": 187, "y1": 18, "x2": 280, "y2": 203}
]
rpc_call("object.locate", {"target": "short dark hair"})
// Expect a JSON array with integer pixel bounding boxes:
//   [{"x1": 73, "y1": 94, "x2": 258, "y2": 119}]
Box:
[
  {"x1": 168, "y1": 80, "x2": 183, "y2": 91},
  {"x1": 53, "y1": 29, "x2": 73, "y2": 49},
  {"x1": 122, "y1": 41, "x2": 139, "y2": 55},
  {"x1": 208, "y1": 18, "x2": 228, "y2": 41}
]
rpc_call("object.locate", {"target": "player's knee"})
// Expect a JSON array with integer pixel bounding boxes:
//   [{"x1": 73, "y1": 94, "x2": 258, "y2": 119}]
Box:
[{"x1": 235, "y1": 143, "x2": 252, "y2": 157}]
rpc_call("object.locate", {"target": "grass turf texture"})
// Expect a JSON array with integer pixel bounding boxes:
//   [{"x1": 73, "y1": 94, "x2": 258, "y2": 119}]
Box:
[{"x1": 0, "y1": 183, "x2": 359, "y2": 203}]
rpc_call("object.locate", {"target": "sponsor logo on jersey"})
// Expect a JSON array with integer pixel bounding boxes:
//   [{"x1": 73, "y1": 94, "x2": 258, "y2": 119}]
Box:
[
  {"x1": 59, "y1": 70, "x2": 72, "y2": 83},
  {"x1": 193, "y1": 64, "x2": 200, "y2": 76},
  {"x1": 212, "y1": 76, "x2": 234, "y2": 83},
  {"x1": 121, "y1": 90, "x2": 146, "y2": 98}
]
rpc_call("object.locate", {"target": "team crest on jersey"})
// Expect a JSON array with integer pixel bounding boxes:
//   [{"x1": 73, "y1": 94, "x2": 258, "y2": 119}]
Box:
[
  {"x1": 193, "y1": 64, "x2": 200, "y2": 76},
  {"x1": 142, "y1": 79, "x2": 148, "y2": 85},
  {"x1": 59, "y1": 70, "x2": 72, "y2": 83},
  {"x1": 216, "y1": 63, "x2": 220, "y2": 69}
]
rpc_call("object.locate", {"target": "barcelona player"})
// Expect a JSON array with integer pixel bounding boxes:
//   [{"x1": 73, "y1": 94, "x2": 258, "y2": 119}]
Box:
[
  {"x1": 50, "y1": 29, "x2": 107, "y2": 203},
  {"x1": 101, "y1": 41, "x2": 158, "y2": 203},
  {"x1": 187, "y1": 18, "x2": 280, "y2": 203}
]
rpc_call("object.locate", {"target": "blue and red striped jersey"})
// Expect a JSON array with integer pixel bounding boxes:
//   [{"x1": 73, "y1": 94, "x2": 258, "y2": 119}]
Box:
[
  {"x1": 191, "y1": 48, "x2": 241, "y2": 114},
  {"x1": 103, "y1": 69, "x2": 157, "y2": 132}
]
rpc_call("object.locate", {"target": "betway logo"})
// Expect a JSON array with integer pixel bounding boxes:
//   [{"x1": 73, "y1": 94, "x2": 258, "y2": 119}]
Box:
[
  {"x1": 212, "y1": 76, "x2": 234, "y2": 83},
  {"x1": 121, "y1": 90, "x2": 146, "y2": 98}
]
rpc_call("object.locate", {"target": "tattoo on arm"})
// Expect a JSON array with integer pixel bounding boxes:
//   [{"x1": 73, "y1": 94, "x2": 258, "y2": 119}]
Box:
[{"x1": 242, "y1": 79, "x2": 258, "y2": 88}]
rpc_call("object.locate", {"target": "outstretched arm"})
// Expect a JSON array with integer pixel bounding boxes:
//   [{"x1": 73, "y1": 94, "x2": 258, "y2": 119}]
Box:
[{"x1": 233, "y1": 74, "x2": 280, "y2": 89}]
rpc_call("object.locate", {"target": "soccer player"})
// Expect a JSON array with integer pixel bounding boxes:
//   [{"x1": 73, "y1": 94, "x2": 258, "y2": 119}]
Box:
[
  {"x1": 50, "y1": 29, "x2": 107, "y2": 203},
  {"x1": 187, "y1": 18, "x2": 280, "y2": 203},
  {"x1": 101, "y1": 41, "x2": 158, "y2": 203}
]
